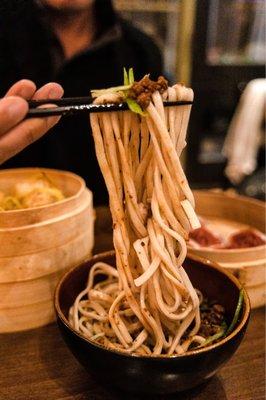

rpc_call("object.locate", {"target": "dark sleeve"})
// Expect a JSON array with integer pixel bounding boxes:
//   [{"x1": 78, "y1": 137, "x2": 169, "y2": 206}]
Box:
[
  {"x1": 0, "y1": 0, "x2": 53, "y2": 96},
  {"x1": 119, "y1": 19, "x2": 163, "y2": 80},
  {"x1": 0, "y1": 1, "x2": 26, "y2": 95}
]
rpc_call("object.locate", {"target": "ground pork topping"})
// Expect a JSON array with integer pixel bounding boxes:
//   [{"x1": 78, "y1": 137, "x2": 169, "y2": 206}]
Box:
[{"x1": 128, "y1": 75, "x2": 168, "y2": 109}]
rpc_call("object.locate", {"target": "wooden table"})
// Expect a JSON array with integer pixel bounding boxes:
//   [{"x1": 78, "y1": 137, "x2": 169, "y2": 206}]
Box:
[{"x1": 1, "y1": 208, "x2": 265, "y2": 400}]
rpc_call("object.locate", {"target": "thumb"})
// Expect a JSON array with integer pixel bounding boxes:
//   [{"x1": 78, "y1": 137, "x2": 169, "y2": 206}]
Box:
[{"x1": 0, "y1": 96, "x2": 28, "y2": 137}]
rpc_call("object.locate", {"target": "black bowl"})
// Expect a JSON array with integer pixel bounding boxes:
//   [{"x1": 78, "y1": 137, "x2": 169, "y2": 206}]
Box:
[{"x1": 55, "y1": 251, "x2": 250, "y2": 395}]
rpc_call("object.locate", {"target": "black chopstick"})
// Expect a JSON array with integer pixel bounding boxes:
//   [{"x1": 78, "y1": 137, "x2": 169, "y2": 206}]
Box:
[
  {"x1": 28, "y1": 96, "x2": 93, "y2": 107},
  {"x1": 26, "y1": 100, "x2": 193, "y2": 119}
]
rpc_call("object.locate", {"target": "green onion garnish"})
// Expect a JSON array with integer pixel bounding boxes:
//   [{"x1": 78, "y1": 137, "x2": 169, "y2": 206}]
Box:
[
  {"x1": 91, "y1": 85, "x2": 131, "y2": 98},
  {"x1": 226, "y1": 288, "x2": 244, "y2": 336},
  {"x1": 197, "y1": 321, "x2": 227, "y2": 349},
  {"x1": 126, "y1": 97, "x2": 147, "y2": 116},
  {"x1": 92, "y1": 68, "x2": 147, "y2": 116},
  {"x1": 128, "y1": 67, "x2": 135, "y2": 85},
  {"x1": 123, "y1": 67, "x2": 129, "y2": 86},
  {"x1": 123, "y1": 67, "x2": 147, "y2": 116},
  {"x1": 197, "y1": 289, "x2": 244, "y2": 350}
]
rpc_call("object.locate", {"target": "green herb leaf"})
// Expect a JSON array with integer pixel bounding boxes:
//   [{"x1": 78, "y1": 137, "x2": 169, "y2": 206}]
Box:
[
  {"x1": 128, "y1": 68, "x2": 135, "y2": 84},
  {"x1": 123, "y1": 68, "x2": 129, "y2": 86},
  {"x1": 126, "y1": 98, "x2": 147, "y2": 116}
]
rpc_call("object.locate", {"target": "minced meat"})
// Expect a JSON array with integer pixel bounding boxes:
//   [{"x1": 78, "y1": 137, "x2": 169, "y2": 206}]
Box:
[
  {"x1": 128, "y1": 75, "x2": 168, "y2": 109},
  {"x1": 198, "y1": 300, "x2": 226, "y2": 338}
]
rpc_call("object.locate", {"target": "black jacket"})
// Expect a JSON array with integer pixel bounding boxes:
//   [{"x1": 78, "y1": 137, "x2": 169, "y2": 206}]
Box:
[{"x1": 0, "y1": 0, "x2": 162, "y2": 204}]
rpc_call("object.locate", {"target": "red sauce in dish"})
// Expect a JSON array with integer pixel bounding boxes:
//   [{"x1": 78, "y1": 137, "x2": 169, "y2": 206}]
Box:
[
  {"x1": 226, "y1": 229, "x2": 265, "y2": 249},
  {"x1": 189, "y1": 227, "x2": 222, "y2": 247}
]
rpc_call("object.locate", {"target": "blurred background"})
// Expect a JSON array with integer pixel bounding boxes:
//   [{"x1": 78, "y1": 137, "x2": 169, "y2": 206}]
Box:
[{"x1": 114, "y1": 0, "x2": 265, "y2": 199}]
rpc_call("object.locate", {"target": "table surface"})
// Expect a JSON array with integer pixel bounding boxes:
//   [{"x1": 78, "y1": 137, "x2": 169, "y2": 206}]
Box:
[{"x1": 1, "y1": 208, "x2": 265, "y2": 400}]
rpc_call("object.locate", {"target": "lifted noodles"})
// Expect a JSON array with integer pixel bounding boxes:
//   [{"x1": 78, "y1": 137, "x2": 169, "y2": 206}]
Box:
[{"x1": 69, "y1": 75, "x2": 205, "y2": 355}]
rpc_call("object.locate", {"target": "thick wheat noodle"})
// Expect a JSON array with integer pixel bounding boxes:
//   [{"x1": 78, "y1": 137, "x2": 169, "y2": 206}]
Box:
[
  {"x1": 140, "y1": 118, "x2": 150, "y2": 160},
  {"x1": 122, "y1": 111, "x2": 131, "y2": 147},
  {"x1": 151, "y1": 186, "x2": 187, "y2": 266},
  {"x1": 114, "y1": 238, "x2": 155, "y2": 335},
  {"x1": 110, "y1": 112, "x2": 146, "y2": 237},
  {"x1": 126, "y1": 329, "x2": 148, "y2": 353},
  {"x1": 161, "y1": 278, "x2": 182, "y2": 313},
  {"x1": 168, "y1": 310, "x2": 196, "y2": 355},
  {"x1": 135, "y1": 145, "x2": 152, "y2": 199},
  {"x1": 133, "y1": 237, "x2": 161, "y2": 287},
  {"x1": 174, "y1": 84, "x2": 188, "y2": 152},
  {"x1": 147, "y1": 221, "x2": 188, "y2": 297},
  {"x1": 108, "y1": 291, "x2": 130, "y2": 347},
  {"x1": 172, "y1": 85, "x2": 186, "y2": 152},
  {"x1": 111, "y1": 112, "x2": 140, "y2": 203},
  {"x1": 175, "y1": 86, "x2": 194, "y2": 155},
  {"x1": 160, "y1": 270, "x2": 181, "y2": 308},
  {"x1": 87, "y1": 262, "x2": 119, "y2": 288},
  {"x1": 178, "y1": 335, "x2": 206, "y2": 354},
  {"x1": 149, "y1": 297, "x2": 174, "y2": 349},
  {"x1": 152, "y1": 217, "x2": 184, "y2": 284},
  {"x1": 122, "y1": 111, "x2": 133, "y2": 171},
  {"x1": 152, "y1": 269, "x2": 193, "y2": 320},
  {"x1": 152, "y1": 91, "x2": 166, "y2": 125},
  {"x1": 153, "y1": 307, "x2": 172, "y2": 349},
  {"x1": 94, "y1": 281, "x2": 118, "y2": 295},
  {"x1": 167, "y1": 87, "x2": 178, "y2": 142},
  {"x1": 130, "y1": 113, "x2": 141, "y2": 174},
  {"x1": 101, "y1": 113, "x2": 123, "y2": 202},
  {"x1": 89, "y1": 289, "x2": 113, "y2": 304},
  {"x1": 115, "y1": 313, "x2": 133, "y2": 344},
  {"x1": 145, "y1": 157, "x2": 154, "y2": 200},
  {"x1": 113, "y1": 227, "x2": 135, "y2": 289},
  {"x1": 146, "y1": 116, "x2": 180, "y2": 200},
  {"x1": 147, "y1": 117, "x2": 191, "y2": 230},
  {"x1": 165, "y1": 232, "x2": 178, "y2": 267},
  {"x1": 78, "y1": 318, "x2": 93, "y2": 336},
  {"x1": 155, "y1": 172, "x2": 188, "y2": 238},
  {"x1": 70, "y1": 84, "x2": 204, "y2": 355},
  {"x1": 147, "y1": 102, "x2": 195, "y2": 207},
  {"x1": 140, "y1": 283, "x2": 164, "y2": 354},
  {"x1": 90, "y1": 113, "x2": 129, "y2": 257},
  {"x1": 79, "y1": 300, "x2": 107, "y2": 316}
]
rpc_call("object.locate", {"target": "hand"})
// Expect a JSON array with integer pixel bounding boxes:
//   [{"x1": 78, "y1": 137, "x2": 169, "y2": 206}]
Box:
[{"x1": 0, "y1": 79, "x2": 64, "y2": 164}]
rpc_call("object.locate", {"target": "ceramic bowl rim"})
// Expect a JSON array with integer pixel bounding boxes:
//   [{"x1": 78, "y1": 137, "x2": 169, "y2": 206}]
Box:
[{"x1": 55, "y1": 250, "x2": 250, "y2": 360}]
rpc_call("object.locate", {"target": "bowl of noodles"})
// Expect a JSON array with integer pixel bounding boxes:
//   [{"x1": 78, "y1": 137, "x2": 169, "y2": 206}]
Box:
[
  {"x1": 54, "y1": 72, "x2": 250, "y2": 393},
  {"x1": 55, "y1": 250, "x2": 250, "y2": 394}
]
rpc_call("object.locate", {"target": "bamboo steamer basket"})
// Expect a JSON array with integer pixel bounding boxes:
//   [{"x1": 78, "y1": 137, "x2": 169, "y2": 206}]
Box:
[
  {"x1": 0, "y1": 168, "x2": 95, "y2": 332},
  {"x1": 188, "y1": 190, "x2": 266, "y2": 308}
]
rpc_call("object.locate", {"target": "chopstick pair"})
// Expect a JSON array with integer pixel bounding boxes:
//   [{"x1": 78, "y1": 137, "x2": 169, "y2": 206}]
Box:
[{"x1": 26, "y1": 97, "x2": 193, "y2": 118}]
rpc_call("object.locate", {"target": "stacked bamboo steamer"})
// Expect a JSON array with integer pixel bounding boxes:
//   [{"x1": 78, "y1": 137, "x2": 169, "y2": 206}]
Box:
[
  {"x1": 188, "y1": 190, "x2": 266, "y2": 308},
  {"x1": 0, "y1": 168, "x2": 95, "y2": 332}
]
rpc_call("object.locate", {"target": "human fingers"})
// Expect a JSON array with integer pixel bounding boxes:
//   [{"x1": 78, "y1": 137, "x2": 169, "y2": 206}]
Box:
[
  {"x1": 32, "y1": 82, "x2": 64, "y2": 100},
  {"x1": 0, "y1": 96, "x2": 28, "y2": 137},
  {"x1": 0, "y1": 112, "x2": 61, "y2": 164},
  {"x1": 0, "y1": 82, "x2": 64, "y2": 163},
  {"x1": 5, "y1": 79, "x2": 37, "y2": 100}
]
